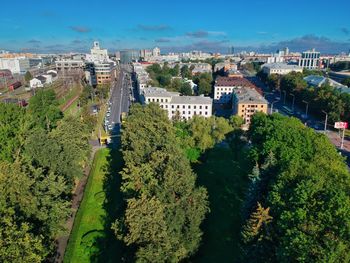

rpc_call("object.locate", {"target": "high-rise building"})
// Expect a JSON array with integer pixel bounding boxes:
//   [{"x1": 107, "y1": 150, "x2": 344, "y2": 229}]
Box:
[
  {"x1": 298, "y1": 48, "x2": 320, "y2": 69},
  {"x1": 152, "y1": 47, "x2": 160, "y2": 57},
  {"x1": 284, "y1": 47, "x2": 289, "y2": 56},
  {"x1": 120, "y1": 50, "x2": 140, "y2": 64},
  {"x1": 228, "y1": 46, "x2": 235, "y2": 54}
]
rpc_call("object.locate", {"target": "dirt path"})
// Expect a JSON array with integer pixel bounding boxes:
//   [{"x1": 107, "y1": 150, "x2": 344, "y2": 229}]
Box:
[{"x1": 55, "y1": 141, "x2": 104, "y2": 262}]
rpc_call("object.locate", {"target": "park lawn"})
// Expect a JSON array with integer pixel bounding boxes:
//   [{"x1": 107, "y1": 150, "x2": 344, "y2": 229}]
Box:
[
  {"x1": 64, "y1": 148, "x2": 124, "y2": 263},
  {"x1": 193, "y1": 145, "x2": 250, "y2": 263}
]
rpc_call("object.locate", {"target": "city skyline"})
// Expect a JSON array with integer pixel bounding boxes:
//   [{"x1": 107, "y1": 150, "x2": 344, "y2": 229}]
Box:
[{"x1": 0, "y1": 0, "x2": 349, "y2": 53}]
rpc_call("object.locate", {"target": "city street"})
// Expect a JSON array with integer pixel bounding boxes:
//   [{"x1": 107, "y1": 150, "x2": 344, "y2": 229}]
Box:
[
  {"x1": 248, "y1": 75, "x2": 350, "y2": 163},
  {"x1": 106, "y1": 64, "x2": 133, "y2": 135}
]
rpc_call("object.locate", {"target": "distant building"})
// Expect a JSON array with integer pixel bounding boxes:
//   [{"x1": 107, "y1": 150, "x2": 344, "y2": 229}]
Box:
[
  {"x1": 262, "y1": 62, "x2": 303, "y2": 75},
  {"x1": 214, "y1": 77, "x2": 259, "y2": 104},
  {"x1": 267, "y1": 54, "x2": 284, "y2": 64},
  {"x1": 55, "y1": 59, "x2": 85, "y2": 71},
  {"x1": 120, "y1": 50, "x2": 140, "y2": 64},
  {"x1": 152, "y1": 47, "x2": 161, "y2": 57},
  {"x1": 298, "y1": 48, "x2": 320, "y2": 69},
  {"x1": 86, "y1": 41, "x2": 109, "y2": 62},
  {"x1": 142, "y1": 87, "x2": 212, "y2": 120},
  {"x1": 0, "y1": 58, "x2": 30, "y2": 74},
  {"x1": 228, "y1": 46, "x2": 235, "y2": 55},
  {"x1": 233, "y1": 87, "x2": 268, "y2": 126},
  {"x1": 304, "y1": 75, "x2": 349, "y2": 93}
]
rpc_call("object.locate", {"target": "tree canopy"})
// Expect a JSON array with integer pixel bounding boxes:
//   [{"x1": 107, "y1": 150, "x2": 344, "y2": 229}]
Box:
[
  {"x1": 113, "y1": 103, "x2": 209, "y2": 262},
  {"x1": 241, "y1": 113, "x2": 350, "y2": 262}
]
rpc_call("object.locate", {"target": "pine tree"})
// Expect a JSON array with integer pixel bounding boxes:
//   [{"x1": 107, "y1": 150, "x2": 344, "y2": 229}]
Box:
[{"x1": 242, "y1": 202, "x2": 272, "y2": 244}]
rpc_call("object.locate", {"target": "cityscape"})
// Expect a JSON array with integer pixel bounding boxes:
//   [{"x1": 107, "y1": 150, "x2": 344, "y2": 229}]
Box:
[{"x1": 1, "y1": 0, "x2": 350, "y2": 262}]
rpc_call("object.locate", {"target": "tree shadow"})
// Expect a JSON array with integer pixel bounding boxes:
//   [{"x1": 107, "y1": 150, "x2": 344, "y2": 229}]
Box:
[{"x1": 88, "y1": 138, "x2": 129, "y2": 263}]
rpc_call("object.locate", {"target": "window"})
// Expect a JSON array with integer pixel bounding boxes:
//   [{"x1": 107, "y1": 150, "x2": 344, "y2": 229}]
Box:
[
  {"x1": 172, "y1": 105, "x2": 174, "y2": 109},
  {"x1": 199, "y1": 111, "x2": 202, "y2": 115},
  {"x1": 161, "y1": 99, "x2": 163, "y2": 102},
  {"x1": 205, "y1": 111, "x2": 208, "y2": 115},
  {"x1": 188, "y1": 111, "x2": 191, "y2": 114},
  {"x1": 156, "y1": 99, "x2": 159, "y2": 102},
  {"x1": 194, "y1": 105, "x2": 196, "y2": 109},
  {"x1": 200, "y1": 105, "x2": 202, "y2": 109},
  {"x1": 172, "y1": 111, "x2": 175, "y2": 114},
  {"x1": 242, "y1": 110, "x2": 244, "y2": 113},
  {"x1": 261, "y1": 105, "x2": 264, "y2": 108},
  {"x1": 205, "y1": 106, "x2": 208, "y2": 109},
  {"x1": 194, "y1": 111, "x2": 197, "y2": 115},
  {"x1": 188, "y1": 105, "x2": 191, "y2": 109},
  {"x1": 183, "y1": 111, "x2": 185, "y2": 114},
  {"x1": 183, "y1": 105, "x2": 185, "y2": 109}
]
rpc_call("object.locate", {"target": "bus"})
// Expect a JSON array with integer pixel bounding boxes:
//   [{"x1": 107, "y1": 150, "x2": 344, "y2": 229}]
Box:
[{"x1": 120, "y1": 112, "x2": 127, "y2": 123}]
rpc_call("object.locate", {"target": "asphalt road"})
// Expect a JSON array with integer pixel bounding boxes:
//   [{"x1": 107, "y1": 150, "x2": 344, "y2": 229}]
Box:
[{"x1": 105, "y1": 64, "x2": 133, "y2": 135}]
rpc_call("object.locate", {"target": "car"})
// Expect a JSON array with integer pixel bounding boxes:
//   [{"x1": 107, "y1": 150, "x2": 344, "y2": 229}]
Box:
[
  {"x1": 108, "y1": 124, "x2": 113, "y2": 130},
  {"x1": 106, "y1": 112, "x2": 110, "y2": 117}
]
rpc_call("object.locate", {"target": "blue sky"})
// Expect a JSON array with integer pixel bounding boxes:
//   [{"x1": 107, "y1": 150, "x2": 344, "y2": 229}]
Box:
[{"x1": 0, "y1": 0, "x2": 349, "y2": 53}]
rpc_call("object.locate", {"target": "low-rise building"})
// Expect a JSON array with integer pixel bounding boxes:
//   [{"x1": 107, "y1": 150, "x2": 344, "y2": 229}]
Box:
[
  {"x1": 262, "y1": 62, "x2": 303, "y2": 75},
  {"x1": 304, "y1": 75, "x2": 348, "y2": 92},
  {"x1": 214, "y1": 77, "x2": 258, "y2": 104},
  {"x1": 55, "y1": 59, "x2": 85, "y2": 71},
  {"x1": 298, "y1": 48, "x2": 320, "y2": 69},
  {"x1": 142, "y1": 87, "x2": 212, "y2": 120},
  {"x1": 233, "y1": 87, "x2": 268, "y2": 126}
]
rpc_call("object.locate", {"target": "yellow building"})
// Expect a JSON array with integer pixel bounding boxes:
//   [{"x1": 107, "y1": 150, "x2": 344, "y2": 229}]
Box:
[{"x1": 233, "y1": 87, "x2": 268, "y2": 127}]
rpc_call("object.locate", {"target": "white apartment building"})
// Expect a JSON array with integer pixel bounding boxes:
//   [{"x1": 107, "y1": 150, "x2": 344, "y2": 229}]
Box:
[
  {"x1": 87, "y1": 41, "x2": 109, "y2": 62},
  {"x1": 298, "y1": 48, "x2": 320, "y2": 69},
  {"x1": 262, "y1": 63, "x2": 303, "y2": 75},
  {"x1": 152, "y1": 47, "x2": 161, "y2": 57},
  {"x1": 55, "y1": 60, "x2": 85, "y2": 71},
  {"x1": 214, "y1": 77, "x2": 258, "y2": 104},
  {"x1": 142, "y1": 87, "x2": 212, "y2": 120},
  {"x1": 0, "y1": 57, "x2": 30, "y2": 74}
]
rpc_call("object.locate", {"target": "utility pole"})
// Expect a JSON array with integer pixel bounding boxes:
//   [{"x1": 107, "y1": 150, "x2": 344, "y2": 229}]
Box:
[
  {"x1": 290, "y1": 93, "x2": 295, "y2": 112},
  {"x1": 302, "y1": 100, "x2": 309, "y2": 118},
  {"x1": 341, "y1": 127, "x2": 345, "y2": 149},
  {"x1": 322, "y1": 110, "x2": 328, "y2": 132}
]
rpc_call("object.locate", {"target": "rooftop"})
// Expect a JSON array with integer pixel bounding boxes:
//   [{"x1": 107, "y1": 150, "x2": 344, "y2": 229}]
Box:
[
  {"x1": 215, "y1": 76, "x2": 257, "y2": 87},
  {"x1": 234, "y1": 87, "x2": 268, "y2": 104},
  {"x1": 262, "y1": 62, "x2": 302, "y2": 70},
  {"x1": 304, "y1": 75, "x2": 347, "y2": 89},
  {"x1": 143, "y1": 87, "x2": 212, "y2": 104}
]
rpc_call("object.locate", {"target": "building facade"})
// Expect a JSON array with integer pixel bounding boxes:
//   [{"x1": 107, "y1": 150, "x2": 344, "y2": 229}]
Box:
[
  {"x1": 233, "y1": 87, "x2": 268, "y2": 126},
  {"x1": 214, "y1": 77, "x2": 258, "y2": 104},
  {"x1": 262, "y1": 63, "x2": 303, "y2": 75},
  {"x1": 120, "y1": 50, "x2": 140, "y2": 64},
  {"x1": 142, "y1": 87, "x2": 212, "y2": 120},
  {"x1": 298, "y1": 48, "x2": 320, "y2": 69}
]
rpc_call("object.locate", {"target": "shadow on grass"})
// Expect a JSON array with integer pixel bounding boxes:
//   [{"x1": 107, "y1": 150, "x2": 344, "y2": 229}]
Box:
[
  {"x1": 190, "y1": 143, "x2": 252, "y2": 263},
  {"x1": 88, "y1": 139, "x2": 128, "y2": 263}
]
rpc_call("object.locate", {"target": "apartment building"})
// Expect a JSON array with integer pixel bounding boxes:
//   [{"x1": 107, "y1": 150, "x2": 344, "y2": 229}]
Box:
[
  {"x1": 298, "y1": 48, "x2": 320, "y2": 69},
  {"x1": 214, "y1": 77, "x2": 258, "y2": 104},
  {"x1": 142, "y1": 87, "x2": 212, "y2": 120},
  {"x1": 55, "y1": 59, "x2": 85, "y2": 71},
  {"x1": 233, "y1": 87, "x2": 268, "y2": 126},
  {"x1": 262, "y1": 62, "x2": 303, "y2": 75}
]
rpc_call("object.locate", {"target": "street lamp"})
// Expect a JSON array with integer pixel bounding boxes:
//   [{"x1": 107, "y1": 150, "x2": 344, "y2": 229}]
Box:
[
  {"x1": 270, "y1": 99, "x2": 280, "y2": 114},
  {"x1": 290, "y1": 93, "x2": 295, "y2": 112},
  {"x1": 322, "y1": 110, "x2": 328, "y2": 132},
  {"x1": 302, "y1": 100, "x2": 309, "y2": 118},
  {"x1": 282, "y1": 90, "x2": 286, "y2": 104}
]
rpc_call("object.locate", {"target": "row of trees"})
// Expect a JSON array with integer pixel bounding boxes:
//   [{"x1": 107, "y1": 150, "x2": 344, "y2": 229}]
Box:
[
  {"x1": 113, "y1": 103, "x2": 209, "y2": 261},
  {"x1": 146, "y1": 63, "x2": 213, "y2": 95},
  {"x1": 0, "y1": 90, "x2": 92, "y2": 262},
  {"x1": 241, "y1": 113, "x2": 350, "y2": 262},
  {"x1": 259, "y1": 70, "x2": 350, "y2": 123}
]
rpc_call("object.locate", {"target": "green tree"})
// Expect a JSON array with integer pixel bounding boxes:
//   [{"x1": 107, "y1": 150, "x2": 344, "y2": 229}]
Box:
[
  {"x1": 242, "y1": 113, "x2": 350, "y2": 262},
  {"x1": 180, "y1": 82, "x2": 192, "y2": 95},
  {"x1": 181, "y1": 65, "x2": 192, "y2": 79},
  {"x1": 0, "y1": 103, "x2": 28, "y2": 162},
  {"x1": 28, "y1": 90, "x2": 63, "y2": 130},
  {"x1": 114, "y1": 103, "x2": 209, "y2": 262},
  {"x1": 342, "y1": 77, "x2": 350, "y2": 87},
  {"x1": 266, "y1": 73, "x2": 280, "y2": 90},
  {"x1": 24, "y1": 71, "x2": 33, "y2": 82}
]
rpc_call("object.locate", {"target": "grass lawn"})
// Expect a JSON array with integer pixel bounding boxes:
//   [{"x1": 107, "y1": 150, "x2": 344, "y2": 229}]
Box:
[
  {"x1": 64, "y1": 148, "x2": 125, "y2": 263},
  {"x1": 193, "y1": 145, "x2": 251, "y2": 263}
]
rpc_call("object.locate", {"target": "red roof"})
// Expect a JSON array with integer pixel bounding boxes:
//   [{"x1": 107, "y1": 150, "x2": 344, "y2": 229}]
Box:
[{"x1": 215, "y1": 77, "x2": 263, "y2": 95}]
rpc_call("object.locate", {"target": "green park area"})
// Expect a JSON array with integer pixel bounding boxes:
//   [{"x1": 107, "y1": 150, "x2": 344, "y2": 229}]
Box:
[
  {"x1": 64, "y1": 148, "x2": 124, "y2": 263},
  {"x1": 193, "y1": 145, "x2": 250, "y2": 263}
]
